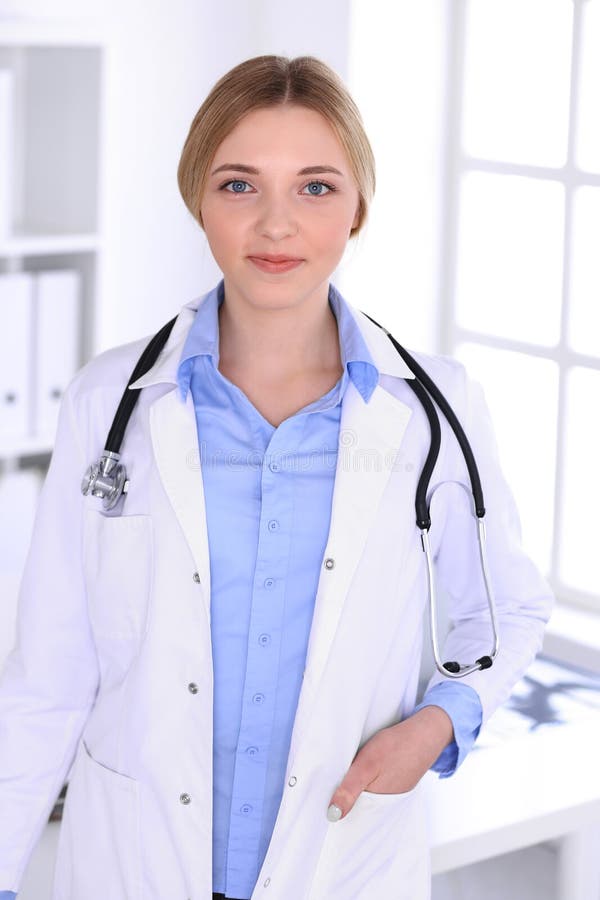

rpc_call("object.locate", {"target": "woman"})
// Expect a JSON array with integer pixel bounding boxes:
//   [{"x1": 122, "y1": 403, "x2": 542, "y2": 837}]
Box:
[{"x1": 0, "y1": 56, "x2": 554, "y2": 900}]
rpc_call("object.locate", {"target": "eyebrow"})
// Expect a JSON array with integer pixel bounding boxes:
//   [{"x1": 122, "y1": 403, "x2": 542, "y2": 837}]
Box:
[{"x1": 210, "y1": 163, "x2": 345, "y2": 177}]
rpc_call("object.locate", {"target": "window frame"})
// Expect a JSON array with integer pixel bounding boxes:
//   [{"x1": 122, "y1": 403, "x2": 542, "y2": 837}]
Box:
[{"x1": 438, "y1": 0, "x2": 600, "y2": 612}]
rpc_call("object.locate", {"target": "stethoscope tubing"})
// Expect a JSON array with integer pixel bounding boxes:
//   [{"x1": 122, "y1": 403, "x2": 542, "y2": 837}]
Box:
[
  {"x1": 81, "y1": 306, "x2": 500, "y2": 677},
  {"x1": 360, "y1": 312, "x2": 485, "y2": 524},
  {"x1": 359, "y1": 311, "x2": 499, "y2": 677},
  {"x1": 105, "y1": 315, "x2": 178, "y2": 452}
]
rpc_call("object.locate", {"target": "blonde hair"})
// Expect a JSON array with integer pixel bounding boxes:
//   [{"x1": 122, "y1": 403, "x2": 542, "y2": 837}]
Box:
[{"x1": 177, "y1": 55, "x2": 376, "y2": 240}]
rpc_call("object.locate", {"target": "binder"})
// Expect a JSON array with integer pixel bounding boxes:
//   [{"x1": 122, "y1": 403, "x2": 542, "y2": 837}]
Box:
[
  {"x1": 0, "y1": 68, "x2": 14, "y2": 242},
  {"x1": 33, "y1": 269, "x2": 81, "y2": 440},
  {"x1": 0, "y1": 272, "x2": 34, "y2": 440}
]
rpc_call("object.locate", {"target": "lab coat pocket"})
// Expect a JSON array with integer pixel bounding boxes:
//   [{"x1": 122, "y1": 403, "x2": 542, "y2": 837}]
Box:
[
  {"x1": 362, "y1": 780, "x2": 421, "y2": 800},
  {"x1": 308, "y1": 779, "x2": 430, "y2": 899},
  {"x1": 52, "y1": 738, "x2": 142, "y2": 900},
  {"x1": 83, "y1": 509, "x2": 153, "y2": 641}
]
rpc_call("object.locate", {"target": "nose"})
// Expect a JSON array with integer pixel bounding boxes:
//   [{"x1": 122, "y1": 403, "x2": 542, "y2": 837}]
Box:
[{"x1": 254, "y1": 191, "x2": 298, "y2": 240}]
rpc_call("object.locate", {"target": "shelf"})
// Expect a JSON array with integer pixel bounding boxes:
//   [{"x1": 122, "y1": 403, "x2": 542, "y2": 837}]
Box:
[
  {"x1": 0, "y1": 32, "x2": 105, "y2": 461},
  {"x1": 0, "y1": 232, "x2": 102, "y2": 257},
  {"x1": 542, "y1": 602, "x2": 600, "y2": 675},
  {"x1": 0, "y1": 19, "x2": 109, "y2": 47},
  {"x1": 0, "y1": 434, "x2": 54, "y2": 460}
]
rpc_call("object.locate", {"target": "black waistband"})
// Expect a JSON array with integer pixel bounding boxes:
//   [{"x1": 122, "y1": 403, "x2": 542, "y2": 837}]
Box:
[{"x1": 213, "y1": 893, "x2": 248, "y2": 900}]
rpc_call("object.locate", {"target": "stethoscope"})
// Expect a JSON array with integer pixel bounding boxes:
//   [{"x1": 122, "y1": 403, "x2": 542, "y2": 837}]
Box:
[{"x1": 81, "y1": 310, "x2": 500, "y2": 679}]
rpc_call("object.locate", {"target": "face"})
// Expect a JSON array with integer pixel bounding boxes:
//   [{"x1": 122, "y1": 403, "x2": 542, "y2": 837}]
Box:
[{"x1": 199, "y1": 104, "x2": 361, "y2": 313}]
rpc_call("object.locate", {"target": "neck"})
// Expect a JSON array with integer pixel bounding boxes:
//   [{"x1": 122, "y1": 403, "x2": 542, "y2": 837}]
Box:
[{"x1": 217, "y1": 283, "x2": 342, "y2": 382}]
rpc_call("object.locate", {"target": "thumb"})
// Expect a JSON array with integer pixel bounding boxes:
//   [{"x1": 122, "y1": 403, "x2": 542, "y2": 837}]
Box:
[{"x1": 327, "y1": 759, "x2": 374, "y2": 822}]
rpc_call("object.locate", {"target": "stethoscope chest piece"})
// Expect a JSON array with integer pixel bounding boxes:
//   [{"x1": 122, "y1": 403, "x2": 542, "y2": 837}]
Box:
[
  {"x1": 80, "y1": 314, "x2": 178, "y2": 512},
  {"x1": 81, "y1": 451, "x2": 129, "y2": 510}
]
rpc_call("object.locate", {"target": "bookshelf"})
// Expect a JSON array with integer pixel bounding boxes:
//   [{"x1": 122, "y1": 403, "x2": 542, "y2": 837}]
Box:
[{"x1": 0, "y1": 19, "x2": 107, "y2": 470}]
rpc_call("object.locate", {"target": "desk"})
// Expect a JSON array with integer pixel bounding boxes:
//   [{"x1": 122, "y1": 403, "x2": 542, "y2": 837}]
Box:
[{"x1": 424, "y1": 654, "x2": 600, "y2": 900}]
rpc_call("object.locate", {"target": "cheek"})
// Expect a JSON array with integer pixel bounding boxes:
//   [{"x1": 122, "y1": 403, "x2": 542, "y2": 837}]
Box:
[
  {"x1": 202, "y1": 205, "x2": 242, "y2": 250},
  {"x1": 313, "y1": 214, "x2": 354, "y2": 250},
  {"x1": 310, "y1": 200, "x2": 357, "y2": 233}
]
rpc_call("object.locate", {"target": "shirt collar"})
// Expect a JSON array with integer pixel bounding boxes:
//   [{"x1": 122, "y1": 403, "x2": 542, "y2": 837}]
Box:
[{"x1": 176, "y1": 278, "x2": 380, "y2": 405}]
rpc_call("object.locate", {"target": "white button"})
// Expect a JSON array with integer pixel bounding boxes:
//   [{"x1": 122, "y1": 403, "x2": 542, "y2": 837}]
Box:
[
  {"x1": 264, "y1": 877, "x2": 271, "y2": 887},
  {"x1": 288, "y1": 776, "x2": 297, "y2": 786}
]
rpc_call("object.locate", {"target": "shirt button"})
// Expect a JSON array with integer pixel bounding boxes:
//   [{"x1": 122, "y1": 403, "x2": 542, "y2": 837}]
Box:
[
  {"x1": 241, "y1": 803, "x2": 253, "y2": 814},
  {"x1": 180, "y1": 793, "x2": 191, "y2": 804},
  {"x1": 264, "y1": 578, "x2": 274, "y2": 588},
  {"x1": 252, "y1": 693, "x2": 265, "y2": 704},
  {"x1": 264, "y1": 877, "x2": 271, "y2": 887},
  {"x1": 269, "y1": 461, "x2": 280, "y2": 472},
  {"x1": 288, "y1": 776, "x2": 297, "y2": 786},
  {"x1": 268, "y1": 519, "x2": 279, "y2": 531},
  {"x1": 258, "y1": 633, "x2": 271, "y2": 646},
  {"x1": 188, "y1": 682, "x2": 198, "y2": 694},
  {"x1": 192, "y1": 572, "x2": 201, "y2": 583},
  {"x1": 246, "y1": 746, "x2": 259, "y2": 757},
  {"x1": 324, "y1": 557, "x2": 335, "y2": 570}
]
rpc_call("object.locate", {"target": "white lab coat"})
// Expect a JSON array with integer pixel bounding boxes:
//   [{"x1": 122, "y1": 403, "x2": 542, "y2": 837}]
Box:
[{"x1": 0, "y1": 291, "x2": 554, "y2": 899}]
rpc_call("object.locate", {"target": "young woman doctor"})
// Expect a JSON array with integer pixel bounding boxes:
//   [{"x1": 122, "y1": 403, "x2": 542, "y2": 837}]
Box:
[{"x1": 0, "y1": 56, "x2": 554, "y2": 900}]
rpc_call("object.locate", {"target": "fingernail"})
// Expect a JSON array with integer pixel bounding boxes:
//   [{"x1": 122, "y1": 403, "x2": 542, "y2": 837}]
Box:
[{"x1": 327, "y1": 803, "x2": 342, "y2": 822}]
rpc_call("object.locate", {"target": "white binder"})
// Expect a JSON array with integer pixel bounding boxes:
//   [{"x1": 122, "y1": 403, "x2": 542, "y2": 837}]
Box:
[
  {"x1": 0, "y1": 272, "x2": 34, "y2": 440},
  {"x1": 0, "y1": 68, "x2": 14, "y2": 242},
  {"x1": 33, "y1": 269, "x2": 81, "y2": 440}
]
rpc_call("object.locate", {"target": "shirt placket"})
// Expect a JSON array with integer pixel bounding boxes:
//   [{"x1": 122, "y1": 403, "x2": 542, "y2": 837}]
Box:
[{"x1": 225, "y1": 415, "x2": 303, "y2": 892}]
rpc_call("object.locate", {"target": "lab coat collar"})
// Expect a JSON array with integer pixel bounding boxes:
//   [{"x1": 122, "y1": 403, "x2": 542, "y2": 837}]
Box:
[
  {"x1": 127, "y1": 280, "x2": 415, "y2": 393},
  {"x1": 175, "y1": 279, "x2": 381, "y2": 405}
]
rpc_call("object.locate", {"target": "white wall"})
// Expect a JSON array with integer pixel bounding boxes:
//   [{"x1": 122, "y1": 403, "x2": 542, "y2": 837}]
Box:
[
  {"x1": 1, "y1": 0, "x2": 443, "y2": 354},
  {"x1": 339, "y1": 0, "x2": 447, "y2": 354},
  {"x1": 95, "y1": 0, "x2": 356, "y2": 351},
  {"x1": 0, "y1": 0, "x2": 356, "y2": 352}
]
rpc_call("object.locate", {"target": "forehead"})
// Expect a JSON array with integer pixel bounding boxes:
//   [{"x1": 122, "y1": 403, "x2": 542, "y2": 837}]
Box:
[{"x1": 213, "y1": 106, "x2": 348, "y2": 166}]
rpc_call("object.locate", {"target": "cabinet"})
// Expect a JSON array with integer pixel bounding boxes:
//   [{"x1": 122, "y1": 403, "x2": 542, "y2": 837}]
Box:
[
  {"x1": 0, "y1": 20, "x2": 108, "y2": 830},
  {"x1": 0, "y1": 19, "x2": 107, "y2": 468}
]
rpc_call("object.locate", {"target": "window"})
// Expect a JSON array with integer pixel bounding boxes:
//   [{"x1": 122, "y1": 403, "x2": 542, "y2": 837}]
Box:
[
  {"x1": 440, "y1": 0, "x2": 600, "y2": 609},
  {"x1": 346, "y1": 1, "x2": 599, "y2": 610}
]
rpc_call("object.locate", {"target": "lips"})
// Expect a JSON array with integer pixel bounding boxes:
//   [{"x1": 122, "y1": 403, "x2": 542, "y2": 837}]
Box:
[
  {"x1": 248, "y1": 257, "x2": 304, "y2": 274},
  {"x1": 249, "y1": 255, "x2": 303, "y2": 262}
]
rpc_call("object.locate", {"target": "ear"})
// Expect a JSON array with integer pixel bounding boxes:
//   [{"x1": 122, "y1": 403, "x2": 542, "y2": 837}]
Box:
[{"x1": 351, "y1": 204, "x2": 360, "y2": 232}]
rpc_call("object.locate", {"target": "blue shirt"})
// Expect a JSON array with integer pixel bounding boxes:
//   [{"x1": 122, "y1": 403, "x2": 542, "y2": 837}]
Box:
[{"x1": 0, "y1": 278, "x2": 482, "y2": 900}]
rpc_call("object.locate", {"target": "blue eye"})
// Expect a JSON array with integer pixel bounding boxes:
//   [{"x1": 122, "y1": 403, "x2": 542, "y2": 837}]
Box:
[
  {"x1": 222, "y1": 179, "x2": 251, "y2": 193},
  {"x1": 302, "y1": 180, "x2": 335, "y2": 196}
]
